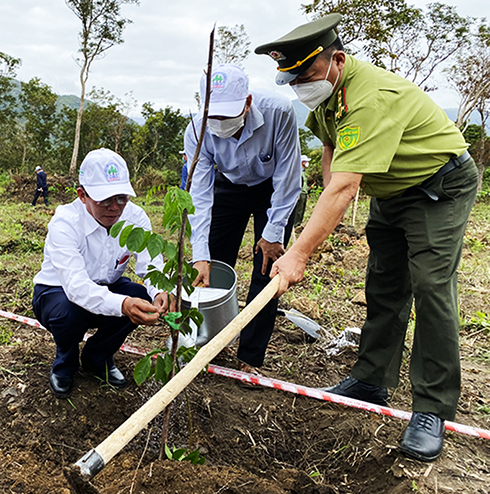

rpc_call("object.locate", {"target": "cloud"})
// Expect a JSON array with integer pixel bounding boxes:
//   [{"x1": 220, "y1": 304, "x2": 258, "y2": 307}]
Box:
[{"x1": 2, "y1": 0, "x2": 487, "y2": 116}]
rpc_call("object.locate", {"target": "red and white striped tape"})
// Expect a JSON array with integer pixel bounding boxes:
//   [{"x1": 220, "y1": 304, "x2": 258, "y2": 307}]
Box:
[
  {"x1": 0, "y1": 310, "x2": 46, "y2": 329},
  {"x1": 2, "y1": 309, "x2": 490, "y2": 440}
]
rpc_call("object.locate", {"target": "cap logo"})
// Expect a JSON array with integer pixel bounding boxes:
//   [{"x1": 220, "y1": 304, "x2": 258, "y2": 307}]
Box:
[
  {"x1": 104, "y1": 163, "x2": 120, "y2": 182},
  {"x1": 268, "y1": 51, "x2": 286, "y2": 61},
  {"x1": 211, "y1": 72, "x2": 227, "y2": 90}
]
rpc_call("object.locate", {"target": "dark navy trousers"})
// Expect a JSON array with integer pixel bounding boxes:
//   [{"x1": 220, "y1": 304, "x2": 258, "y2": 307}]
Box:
[
  {"x1": 33, "y1": 277, "x2": 151, "y2": 378},
  {"x1": 209, "y1": 174, "x2": 295, "y2": 367}
]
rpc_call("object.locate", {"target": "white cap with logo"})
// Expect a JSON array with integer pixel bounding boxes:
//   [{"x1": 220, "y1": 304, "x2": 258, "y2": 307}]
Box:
[
  {"x1": 200, "y1": 64, "x2": 249, "y2": 117},
  {"x1": 79, "y1": 148, "x2": 135, "y2": 202}
]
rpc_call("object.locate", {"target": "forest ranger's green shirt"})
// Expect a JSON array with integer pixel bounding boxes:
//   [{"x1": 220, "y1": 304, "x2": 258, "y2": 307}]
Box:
[{"x1": 305, "y1": 55, "x2": 468, "y2": 199}]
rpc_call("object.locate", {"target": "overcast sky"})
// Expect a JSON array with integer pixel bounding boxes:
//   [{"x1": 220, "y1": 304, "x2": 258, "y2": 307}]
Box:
[{"x1": 1, "y1": 0, "x2": 489, "y2": 119}]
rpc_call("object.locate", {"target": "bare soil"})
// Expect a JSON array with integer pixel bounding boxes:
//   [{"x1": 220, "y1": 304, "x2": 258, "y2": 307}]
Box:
[{"x1": 1, "y1": 188, "x2": 490, "y2": 494}]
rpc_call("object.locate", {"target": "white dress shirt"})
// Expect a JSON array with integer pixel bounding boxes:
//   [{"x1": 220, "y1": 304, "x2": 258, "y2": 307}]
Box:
[
  {"x1": 33, "y1": 199, "x2": 164, "y2": 317},
  {"x1": 184, "y1": 89, "x2": 302, "y2": 262}
]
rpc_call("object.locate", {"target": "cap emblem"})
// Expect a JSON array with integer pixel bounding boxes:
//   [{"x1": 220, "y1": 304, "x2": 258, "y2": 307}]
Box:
[
  {"x1": 105, "y1": 163, "x2": 120, "y2": 182},
  {"x1": 268, "y1": 50, "x2": 286, "y2": 61},
  {"x1": 211, "y1": 72, "x2": 227, "y2": 90}
]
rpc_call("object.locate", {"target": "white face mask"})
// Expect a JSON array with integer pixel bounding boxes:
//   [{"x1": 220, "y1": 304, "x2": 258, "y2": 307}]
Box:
[
  {"x1": 208, "y1": 112, "x2": 245, "y2": 139},
  {"x1": 292, "y1": 57, "x2": 340, "y2": 111}
]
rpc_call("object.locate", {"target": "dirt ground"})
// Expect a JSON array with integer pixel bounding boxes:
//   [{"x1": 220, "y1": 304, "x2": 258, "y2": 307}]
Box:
[{"x1": 1, "y1": 182, "x2": 490, "y2": 494}]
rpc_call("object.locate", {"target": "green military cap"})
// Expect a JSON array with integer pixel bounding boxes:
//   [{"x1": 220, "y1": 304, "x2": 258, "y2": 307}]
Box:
[{"x1": 255, "y1": 13, "x2": 342, "y2": 85}]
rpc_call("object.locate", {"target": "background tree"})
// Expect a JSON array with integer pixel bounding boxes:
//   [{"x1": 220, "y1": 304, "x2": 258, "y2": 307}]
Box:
[
  {"x1": 214, "y1": 24, "x2": 250, "y2": 66},
  {"x1": 446, "y1": 20, "x2": 490, "y2": 189},
  {"x1": 299, "y1": 128, "x2": 315, "y2": 155},
  {"x1": 87, "y1": 87, "x2": 138, "y2": 153},
  {"x1": 301, "y1": 0, "x2": 470, "y2": 90},
  {"x1": 65, "y1": 0, "x2": 140, "y2": 176},
  {"x1": 131, "y1": 103, "x2": 189, "y2": 180},
  {"x1": 19, "y1": 78, "x2": 59, "y2": 170},
  {"x1": 0, "y1": 52, "x2": 22, "y2": 171},
  {"x1": 446, "y1": 21, "x2": 490, "y2": 130},
  {"x1": 0, "y1": 52, "x2": 21, "y2": 126},
  {"x1": 54, "y1": 88, "x2": 139, "y2": 174}
]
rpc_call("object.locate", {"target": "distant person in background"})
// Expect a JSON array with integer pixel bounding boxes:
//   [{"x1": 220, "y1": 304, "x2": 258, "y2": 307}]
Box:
[
  {"x1": 31, "y1": 166, "x2": 48, "y2": 207},
  {"x1": 180, "y1": 151, "x2": 188, "y2": 190},
  {"x1": 294, "y1": 155, "x2": 310, "y2": 228}
]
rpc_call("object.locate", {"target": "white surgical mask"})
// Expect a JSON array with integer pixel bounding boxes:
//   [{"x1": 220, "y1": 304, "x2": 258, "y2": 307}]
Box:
[
  {"x1": 292, "y1": 57, "x2": 340, "y2": 111},
  {"x1": 208, "y1": 113, "x2": 245, "y2": 139}
]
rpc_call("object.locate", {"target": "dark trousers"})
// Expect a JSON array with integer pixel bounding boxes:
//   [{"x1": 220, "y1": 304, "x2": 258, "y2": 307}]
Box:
[
  {"x1": 32, "y1": 187, "x2": 48, "y2": 206},
  {"x1": 32, "y1": 277, "x2": 151, "y2": 378},
  {"x1": 209, "y1": 175, "x2": 295, "y2": 367},
  {"x1": 294, "y1": 192, "x2": 307, "y2": 228},
  {"x1": 351, "y1": 158, "x2": 478, "y2": 420}
]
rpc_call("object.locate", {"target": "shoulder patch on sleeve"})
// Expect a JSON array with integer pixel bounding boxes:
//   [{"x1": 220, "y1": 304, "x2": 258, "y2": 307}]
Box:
[
  {"x1": 338, "y1": 126, "x2": 360, "y2": 150},
  {"x1": 335, "y1": 87, "x2": 347, "y2": 122}
]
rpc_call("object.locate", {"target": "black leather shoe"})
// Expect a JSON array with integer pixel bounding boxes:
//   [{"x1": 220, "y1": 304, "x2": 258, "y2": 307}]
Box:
[
  {"x1": 49, "y1": 371, "x2": 74, "y2": 398},
  {"x1": 399, "y1": 412, "x2": 445, "y2": 462},
  {"x1": 319, "y1": 376, "x2": 388, "y2": 406},
  {"x1": 83, "y1": 363, "x2": 127, "y2": 389}
]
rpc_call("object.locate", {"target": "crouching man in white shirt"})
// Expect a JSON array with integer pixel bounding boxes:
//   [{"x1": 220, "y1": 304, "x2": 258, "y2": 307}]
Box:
[{"x1": 33, "y1": 148, "x2": 169, "y2": 398}]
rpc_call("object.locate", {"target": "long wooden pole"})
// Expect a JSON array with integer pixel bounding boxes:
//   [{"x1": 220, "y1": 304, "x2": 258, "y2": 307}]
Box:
[{"x1": 70, "y1": 275, "x2": 281, "y2": 480}]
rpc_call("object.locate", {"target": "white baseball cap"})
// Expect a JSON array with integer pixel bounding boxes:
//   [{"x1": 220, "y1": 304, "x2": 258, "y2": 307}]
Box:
[
  {"x1": 301, "y1": 155, "x2": 311, "y2": 162},
  {"x1": 200, "y1": 64, "x2": 249, "y2": 117},
  {"x1": 79, "y1": 148, "x2": 135, "y2": 201},
  {"x1": 35, "y1": 166, "x2": 42, "y2": 171}
]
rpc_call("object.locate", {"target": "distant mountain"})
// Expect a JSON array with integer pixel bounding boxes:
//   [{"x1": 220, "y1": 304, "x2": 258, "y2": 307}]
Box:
[
  {"x1": 6, "y1": 78, "x2": 487, "y2": 137},
  {"x1": 57, "y1": 94, "x2": 83, "y2": 112},
  {"x1": 6, "y1": 78, "x2": 85, "y2": 114}
]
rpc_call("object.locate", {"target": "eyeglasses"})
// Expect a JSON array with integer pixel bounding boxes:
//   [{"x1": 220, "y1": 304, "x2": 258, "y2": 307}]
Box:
[
  {"x1": 95, "y1": 195, "x2": 130, "y2": 207},
  {"x1": 82, "y1": 188, "x2": 130, "y2": 207}
]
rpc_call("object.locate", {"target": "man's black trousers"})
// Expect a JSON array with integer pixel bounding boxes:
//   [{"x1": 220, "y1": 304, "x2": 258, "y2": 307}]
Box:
[{"x1": 209, "y1": 174, "x2": 295, "y2": 367}]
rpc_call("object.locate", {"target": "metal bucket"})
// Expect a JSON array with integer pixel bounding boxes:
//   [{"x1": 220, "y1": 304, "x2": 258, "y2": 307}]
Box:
[{"x1": 169, "y1": 260, "x2": 239, "y2": 349}]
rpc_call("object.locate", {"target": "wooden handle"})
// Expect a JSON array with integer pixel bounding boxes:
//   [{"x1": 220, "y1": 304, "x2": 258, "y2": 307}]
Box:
[{"x1": 94, "y1": 275, "x2": 281, "y2": 464}]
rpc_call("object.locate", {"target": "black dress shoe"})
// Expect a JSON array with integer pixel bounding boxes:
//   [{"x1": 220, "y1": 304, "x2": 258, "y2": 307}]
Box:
[
  {"x1": 319, "y1": 376, "x2": 388, "y2": 406},
  {"x1": 83, "y1": 363, "x2": 127, "y2": 389},
  {"x1": 399, "y1": 412, "x2": 445, "y2": 462},
  {"x1": 49, "y1": 371, "x2": 74, "y2": 398}
]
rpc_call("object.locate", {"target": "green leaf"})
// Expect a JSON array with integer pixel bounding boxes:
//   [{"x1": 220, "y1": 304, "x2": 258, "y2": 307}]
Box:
[
  {"x1": 162, "y1": 259, "x2": 175, "y2": 275},
  {"x1": 154, "y1": 353, "x2": 174, "y2": 385},
  {"x1": 135, "y1": 230, "x2": 151, "y2": 253},
  {"x1": 188, "y1": 307, "x2": 204, "y2": 328},
  {"x1": 144, "y1": 270, "x2": 174, "y2": 292},
  {"x1": 183, "y1": 283, "x2": 194, "y2": 297},
  {"x1": 164, "y1": 443, "x2": 173, "y2": 460},
  {"x1": 133, "y1": 355, "x2": 152, "y2": 386},
  {"x1": 162, "y1": 202, "x2": 179, "y2": 230},
  {"x1": 165, "y1": 242, "x2": 178, "y2": 260},
  {"x1": 147, "y1": 233, "x2": 165, "y2": 260},
  {"x1": 177, "y1": 345, "x2": 198, "y2": 364},
  {"x1": 174, "y1": 188, "x2": 195, "y2": 215},
  {"x1": 172, "y1": 448, "x2": 188, "y2": 461},
  {"x1": 154, "y1": 354, "x2": 170, "y2": 384},
  {"x1": 145, "y1": 347, "x2": 167, "y2": 358},
  {"x1": 110, "y1": 220, "x2": 125, "y2": 238},
  {"x1": 119, "y1": 224, "x2": 134, "y2": 248},
  {"x1": 126, "y1": 227, "x2": 146, "y2": 252}
]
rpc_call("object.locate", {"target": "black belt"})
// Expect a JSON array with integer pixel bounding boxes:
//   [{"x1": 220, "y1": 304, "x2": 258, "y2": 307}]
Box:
[{"x1": 416, "y1": 150, "x2": 471, "y2": 201}]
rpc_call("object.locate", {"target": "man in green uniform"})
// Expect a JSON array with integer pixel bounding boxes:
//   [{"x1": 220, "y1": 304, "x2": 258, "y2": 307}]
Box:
[
  {"x1": 256, "y1": 14, "x2": 478, "y2": 462},
  {"x1": 294, "y1": 155, "x2": 310, "y2": 228}
]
